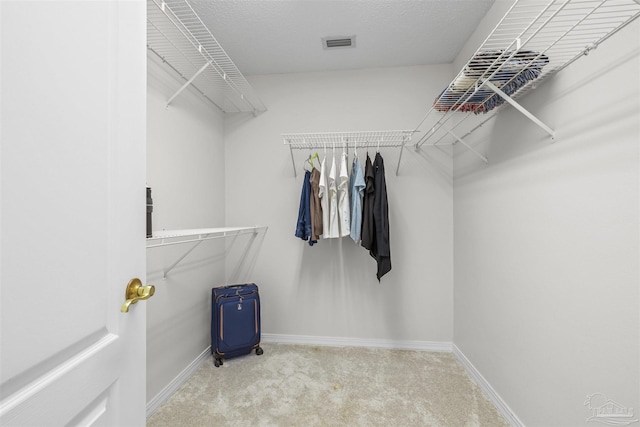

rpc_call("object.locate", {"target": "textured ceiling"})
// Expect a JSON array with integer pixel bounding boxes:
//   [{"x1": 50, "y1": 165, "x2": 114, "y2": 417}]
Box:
[{"x1": 189, "y1": 0, "x2": 496, "y2": 76}]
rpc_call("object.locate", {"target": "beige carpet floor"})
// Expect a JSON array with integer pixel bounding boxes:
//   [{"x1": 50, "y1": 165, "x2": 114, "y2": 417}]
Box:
[{"x1": 147, "y1": 343, "x2": 509, "y2": 426}]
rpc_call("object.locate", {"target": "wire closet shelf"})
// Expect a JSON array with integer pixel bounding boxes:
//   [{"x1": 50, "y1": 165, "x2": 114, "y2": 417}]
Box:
[
  {"x1": 147, "y1": 0, "x2": 267, "y2": 114},
  {"x1": 282, "y1": 130, "x2": 415, "y2": 177},
  {"x1": 283, "y1": 130, "x2": 413, "y2": 149},
  {"x1": 412, "y1": 0, "x2": 640, "y2": 161},
  {"x1": 147, "y1": 226, "x2": 268, "y2": 278}
]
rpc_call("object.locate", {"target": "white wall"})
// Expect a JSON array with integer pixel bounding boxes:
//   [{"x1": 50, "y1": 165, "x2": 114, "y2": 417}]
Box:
[
  {"x1": 453, "y1": 18, "x2": 639, "y2": 427},
  {"x1": 146, "y1": 55, "x2": 227, "y2": 402},
  {"x1": 224, "y1": 65, "x2": 455, "y2": 344}
]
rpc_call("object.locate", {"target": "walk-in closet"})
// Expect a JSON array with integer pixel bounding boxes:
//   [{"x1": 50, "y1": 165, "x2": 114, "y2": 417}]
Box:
[
  {"x1": 143, "y1": 0, "x2": 639, "y2": 425},
  {"x1": 1, "y1": 0, "x2": 637, "y2": 425}
]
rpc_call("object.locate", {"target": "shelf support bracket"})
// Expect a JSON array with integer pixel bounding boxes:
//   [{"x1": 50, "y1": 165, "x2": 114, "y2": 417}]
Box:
[
  {"x1": 395, "y1": 137, "x2": 406, "y2": 176},
  {"x1": 147, "y1": 227, "x2": 267, "y2": 278},
  {"x1": 482, "y1": 80, "x2": 555, "y2": 139},
  {"x1": 167, "y1": 60, "x2": 212, "y2": 107},
  {"x1": 289, "y1": 143, "x2": 297, "y2": 178},
  {"x1": 447, "y1": 130, "x2": 488, "y2": 164},
  {"x1": 163, "y1": 239, "x2": 204, "y2": 278}
]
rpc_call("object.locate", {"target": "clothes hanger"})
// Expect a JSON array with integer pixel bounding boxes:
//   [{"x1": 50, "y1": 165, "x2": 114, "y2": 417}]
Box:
[
  {"x1": 342, "y1": 138, "x2": 347, "y2": 162},
  {"x1": 302, "y1": 139, "x2": 311, "y2": 172},
  {"x1": 303, "y1": 155, "x2": 313, "y2": 172},
  {"x1": 308, "y1": 152, "x2": 320, "y2": 168},
  {"x1": 321, "y1": 143, "x2": 327, "y2": 168}
]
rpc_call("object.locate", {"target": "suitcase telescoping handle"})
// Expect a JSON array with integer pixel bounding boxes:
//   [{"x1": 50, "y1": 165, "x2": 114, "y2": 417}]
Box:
[
  {"x1": 214, "y1": 289, "x2": 258, "y2": 304},
  {"x1": 213, "y1": 284, "x2": 257, "y2": 299}
]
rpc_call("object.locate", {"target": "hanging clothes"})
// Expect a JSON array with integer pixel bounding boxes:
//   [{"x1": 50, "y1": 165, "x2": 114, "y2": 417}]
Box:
[
  {"x1": 309, "y1": 167, "x2": 322, "y2": 241},
  {"x1": 318, "y1": 156, "x2": 330, "y2": 239},
  {"x1": 326, "y1": 153, "x2": 340, "y2": 238},
  {"x1": 371, "y1": 152, "x2": 391, "y2": 280},
  {"x1": 294, "y1": 170, "x2": 316, "y2": 245},
  {"x1": 360, "y1": 153, "x2": 375, "y2": 250},
  {"x1": 337, "y1": 151, "x2": 351, "y2": 237},
  {"x1": 349, "y1": 155, "x2": 365, "y2": 243}
]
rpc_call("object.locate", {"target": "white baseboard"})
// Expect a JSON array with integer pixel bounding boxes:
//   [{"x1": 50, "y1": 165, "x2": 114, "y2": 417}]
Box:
[
  {"x1": 146, "y1": 346, "x2": 211, "y2": 420},
  {"x1": 452, "y1": 344, "x2": 524, "y2": 427},
  {"x1": 262, "y1": 333, "x2": 452, "y2": 352}
]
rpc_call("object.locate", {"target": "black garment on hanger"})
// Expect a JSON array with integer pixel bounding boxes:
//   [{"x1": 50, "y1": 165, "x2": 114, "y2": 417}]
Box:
[
  {"x1": 372, "y1": 152, "x2": 391, "y2": 280},
  {"x1": 295, "y1": 170, "x2": 316, "y2": 246},
  {"x1": 360, "y1": 154, "x2": 375, "y2": 251}
]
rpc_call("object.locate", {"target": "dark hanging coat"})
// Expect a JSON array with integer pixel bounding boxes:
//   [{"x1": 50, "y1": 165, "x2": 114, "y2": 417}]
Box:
[
  {"x1": 360, "y1": 154, "x2": 375, "y2": 251},
  {"x1": 372, "y1": 152, "x2": 391, "y2": 280},
  {"x1": 295, "y1": 170, "x2": 316, "y2": 246}
]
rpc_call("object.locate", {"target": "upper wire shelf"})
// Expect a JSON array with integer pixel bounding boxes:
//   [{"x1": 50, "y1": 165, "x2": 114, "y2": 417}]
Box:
[
  {"x1": 146, "y1": 226, "x2": 267, "y2": 248},
  {"x1": 282, "y1": 130, "x2": 414, "y2": 149},
  {"x1": 414, "y1": 0, "x2": 640, "y2": 155},
  {"x1": 147, "y1": 0, "x2": 267, "y2": 114},
  {"x1": 282, "y1": 130, "x2": 415, "y2": 176}
]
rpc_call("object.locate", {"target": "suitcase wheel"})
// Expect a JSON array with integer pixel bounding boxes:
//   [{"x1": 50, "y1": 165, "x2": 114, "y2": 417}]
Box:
[
  {"x1": 214, "y1": 357, "x2": 223, "y2": 367},
  {"x1": 256, "y1": 347, "x2": 263, "y2": 356}
]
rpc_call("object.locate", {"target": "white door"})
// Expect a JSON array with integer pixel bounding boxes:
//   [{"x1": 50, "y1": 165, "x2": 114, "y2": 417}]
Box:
[{"x1": 0, "y1": 1, "x2": 147, "y2": 425}]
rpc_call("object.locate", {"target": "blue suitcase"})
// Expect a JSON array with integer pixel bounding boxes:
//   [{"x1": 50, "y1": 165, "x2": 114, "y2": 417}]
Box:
[{"x1": 211, "y1": 283, "x2": 263, "y2": 367}]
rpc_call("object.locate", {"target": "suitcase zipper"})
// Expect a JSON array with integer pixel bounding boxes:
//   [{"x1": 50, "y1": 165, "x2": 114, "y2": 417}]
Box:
[
  {"x1": 216, "y1": 289, "x2": 259, "y2": 343},
  {"x1": 220, "y1": 306, "x2": 224, "y2": 341}
]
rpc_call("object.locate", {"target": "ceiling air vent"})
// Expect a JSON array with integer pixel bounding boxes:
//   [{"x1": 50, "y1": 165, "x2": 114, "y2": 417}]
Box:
[{"x1": 322, "y1": 35, "x2": 356, "y2": 50}]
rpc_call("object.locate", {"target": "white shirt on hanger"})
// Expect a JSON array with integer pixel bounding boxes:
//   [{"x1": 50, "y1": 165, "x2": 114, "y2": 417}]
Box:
[
  {"x1": 318, "y1": 156, "x2": 330, "y2": 238},
  {"x1": 326, "y1": 153, "x2": 339, "y2": 238},
  {"x1": 338, "y1": 151, "x2": 351, "y2": 237}
]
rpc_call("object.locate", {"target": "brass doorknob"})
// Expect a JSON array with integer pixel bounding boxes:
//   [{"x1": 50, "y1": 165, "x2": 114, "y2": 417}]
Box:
[{"x1": 121, "y1": 278, "x2": 155, "y2": 313}]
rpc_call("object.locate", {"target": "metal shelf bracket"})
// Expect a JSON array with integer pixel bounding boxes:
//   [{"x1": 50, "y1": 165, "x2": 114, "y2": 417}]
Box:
[
  {"x1": 166, "y1": 60, "x2": 212, "y2": 107},
  {"x1": 447, "y1": 130, "x2": 488, "y2": 164},
  {"x1": 482, "y1": 80, "x2": 555, "y2": 140}
]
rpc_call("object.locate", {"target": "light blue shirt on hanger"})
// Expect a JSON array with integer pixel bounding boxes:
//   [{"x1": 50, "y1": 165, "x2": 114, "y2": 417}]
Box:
[{"x1": 349, "y1": 156, "x2": 365, "y2": 243}]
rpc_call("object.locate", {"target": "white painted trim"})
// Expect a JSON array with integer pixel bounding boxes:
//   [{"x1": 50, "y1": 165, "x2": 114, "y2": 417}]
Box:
[
  {"x1": 262, "y1": 333, "x2": 452, "y2": 352},
  {"x1": 452, "y1": 344, "x2": 524, "y2": 427},
  {"x1": 0, "y1": 333, "x2": 118, "y2": 416},
  {"x1": 146, "y1": 346, "x2": 211, "y2": 419}
]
